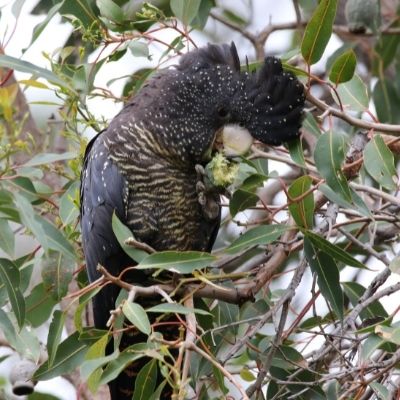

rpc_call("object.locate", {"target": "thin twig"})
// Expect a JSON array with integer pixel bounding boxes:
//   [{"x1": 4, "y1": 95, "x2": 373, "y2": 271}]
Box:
[
  {"x1": 307, "y1": 92, "x2": 400, "y2": 134},
  {"x1": 179, "y1": 296, "x2": 197, "y2": 399},
  {"x1": 186, "y1": 341, "x2": 250, "y2": 400}
]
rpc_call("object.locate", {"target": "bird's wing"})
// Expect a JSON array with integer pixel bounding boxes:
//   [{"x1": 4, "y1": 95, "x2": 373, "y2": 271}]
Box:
[{"x1": 80, "y1": 131, "x2": 132, "y2": 327}]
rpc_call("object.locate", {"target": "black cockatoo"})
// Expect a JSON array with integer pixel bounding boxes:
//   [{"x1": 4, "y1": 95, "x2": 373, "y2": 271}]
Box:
[{"x1": 80, "y1": 42, "x2": 305, "y2": 399}]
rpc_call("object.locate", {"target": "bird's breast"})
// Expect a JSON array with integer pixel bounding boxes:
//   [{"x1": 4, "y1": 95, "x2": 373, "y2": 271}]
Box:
[{"x1": 125, "y1": 165, "x2": 215, "y2": 251}]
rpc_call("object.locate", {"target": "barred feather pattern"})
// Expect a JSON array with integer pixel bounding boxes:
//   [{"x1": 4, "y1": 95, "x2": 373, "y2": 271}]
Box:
[
  {"x1": 104, "y1": 121, "x2": 218, "y2": 251},
  {"x1": 80, "y1": 42, "x2": 305, "y2": 400}
]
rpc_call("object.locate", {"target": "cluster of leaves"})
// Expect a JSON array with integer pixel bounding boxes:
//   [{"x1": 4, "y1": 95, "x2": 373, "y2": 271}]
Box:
[{"x1": 1, "y1": 0, "x2": 400, "y2": 399}]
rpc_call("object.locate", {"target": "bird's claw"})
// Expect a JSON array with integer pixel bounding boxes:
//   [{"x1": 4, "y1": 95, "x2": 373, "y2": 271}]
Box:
[{"x1": 195, "y1": 163, "x2": 220, "y2": 220}]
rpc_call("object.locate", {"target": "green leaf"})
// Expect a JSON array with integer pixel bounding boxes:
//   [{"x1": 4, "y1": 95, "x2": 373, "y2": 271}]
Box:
[
  {"x1": 133, "y1": 359, "x2": 158, "y2": 400},
  {"x1": 375, "y1": 325, "x2": 400, "y2": 345},
  {"x1": 221, "y1": 8, "x2": 248, "y2": 26},
  {"x1": 213, "y1": 301, "x2": 239, "y2": 335},
  {"x1": 304, "y1": 237, "x2": 344, "y2": 320},
  {"x1": 10, "y1": 176, "x2": 38, "y2": 198},
  {"x1": 240, "y1": 368, "x2": 256, "y2": 382},
  {"x1": 13, "y1": 192, "x2": 76, "y2": 259},
  {"x1": 74, "y1": 287, "x2": 101, "y2": 332},
  {"x1": 229, "y1": 174, "x2": 266, "y2": 217},
  {"x1": 122, "y1": 302, "x2": 151, "y2": 335},
  {"x1": 17, "y1": 166, "x2": 44, "y2": 180},
  {"x1": 229, "y1": 189, "x2": 259, "y2": 218},
  {"x1": 303, "y1": 111, "x2": 321, "y2": 137},
  {"x1": 211, "y1": 365, "x2": 228, "y2": 394},
  {"x1": 364, "y1": 135, "x2": 397, "y2": 190},
  {"x1": 304, "y1": 231, "x2": 366, "y2": 269},
  {"x1": 170, "y1": 0, "x2": 201, "y2": 25},
  {"x1": 389, "y1": 255, "x2": 400, "y2": 275},
  {"x1": 99, "y1": 343, "x2": 148, "y2": 385},
  {"x1": 15, "y1": 255, "x2": 34, "y2": 293},
  {"x1": 72, "y1": 60, "x2": 106, "y2": 98},
  {"x1": 13, "y1": 192, "x2": 48, "y2": 247},
  {"x1": 335, "y1": 74, "x2": 369, "y2": 112},
  {"x1": 373, "y1": 78, "x2": 400, "y2": 124},
  {"x1": 326, "y1": 380, "x2": 340, "y2": 400},
  {"x1": 23, "y1": 152, "x2": 76, "y2": 167},
  {"x1": 329, "y1": 49, "x2": 357, "y2": 84},
  {"x1": 11, "y1": 0, "x2": 25, "y2": 18},
  {"x1": 85, "y1": 352, "x2": 119, "y2": 393},
  {"x1": 314, "y1": 132, "x2": 351, "y2": 202},
  {"x1": 149, "y1": 382, "x2": 167, "y2": 400},
  {"x1": 25, "y1": 283, "x2": 57, "y2": 327},
  {"x1": 147, "y1": 303, "x2": 211, "y2": 316},
  {"x1": 301, "y1": 0, "x2": 338, "y2": 64},
  {"x1": 47, "y1": 310, "x2": 66, "y2": 367},
  {"x1": 370, "y1": 382, "x2": 390, "y2": 400},
  {"x1": 81, "y1": 349, "x2": 117, "y2": 382},
  {"x1": 226, "y1": 224, "x2": 289, "y2": 254},
  {"x1": 129, "y1": 41, "x2": 150, "y2": 58},
  {"x1": 136, "y1": 251, "x2": 215, "y2": 274},
  {"x1": 288, "y1": 176, "x2": 314, "y2": 229},
  {"x1": 97, "y1": 0, "x2": 124, "y2": 23},
  {"x1": 271, "y1": 346, "x2": 306, "y2": 370},
  {"x1": 288, "y1": 138, "x2": 306, "y2": 167},
  {"x1": 342, "y1": 282, "x2": 388, "y2": 320},
  {"x1": 0, "y1": 258, "x2": 25, "y2": 329},
  {"x1": 0, "y1": 55, "x2": 72, "y2": 91},
  {"x1": 374, "y1": 24, "x2": 400, "y2": 71},
  {"x1": 37, "y1": 217, "x2": 77, "y2": 260},
  {"x1": 34, "y1": 332, "x2": 89, "y2": 381},
  {"x1": 29, "y1": 2, "x2": 65, "y2": 48},
  {"x1": 318, "y1": 183, "x2": 371, "y2": 217},
  {"x1": 58, "y1": 0, "x2": 98, "y2": 26},
  {"x1": 0, "y1": 309, "x2": 40, "y2": 361},
  {"x1": 0, "y1": 218, "x2": 15, "y2": 257},
  {"x1": 191, "y1": 0, "x2": 214, "y2": 29},
  {"x1": 83, "y1": 333, "x2": 111, "y2": 392},
  {"x1": 112, "y1": 212, "x2": 148, "y2": 263},
  {"x1": 249, "y1": 158, "x2": 269, "y2": 175},
  {"x1": 41, "y1": 250, "x2": 74, "y2": 301},
  {"x1": 360, "y1": 334, "x2": 386, "y2": 361},
  {"x1": 326, "y1": 43, "x2": 354, "y2": 71},
  {"x1": 59, "y1": 181, "x2": 80, "y2": 225},
  {"x1": 26, "y1": 393, "x2": 60, "y2": 400}
]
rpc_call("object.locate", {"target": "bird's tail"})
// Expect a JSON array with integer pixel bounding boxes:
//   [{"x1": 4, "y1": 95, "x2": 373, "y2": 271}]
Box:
[
  {"x1": 238, "y1": 56, "x2": 305, "y2": 145},
  {"x1": 106, "y1": 296, "x2": 179, "y2": 400}
]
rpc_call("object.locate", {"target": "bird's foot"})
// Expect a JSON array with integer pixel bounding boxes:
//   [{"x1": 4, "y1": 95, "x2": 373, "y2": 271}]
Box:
[{"x1": 195, "y1": 164, "x2": 221, "y2": 220}]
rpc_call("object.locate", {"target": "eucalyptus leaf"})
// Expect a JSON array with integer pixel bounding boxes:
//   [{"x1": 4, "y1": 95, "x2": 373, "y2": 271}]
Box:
[
  {"x1": 34, "y1": 332, "x2": 90, "y2": 381},
  {"x1": 226, "y1": 224, "x2": 289, "y2": 254},
  {"x1": 301, "y1": 0, "x2": 338, "y2": 64},
  {"x1": 136, "y1": 251, "x2": 215, "y2": 273},
  {"x1": 0, "y1": 258, "x2": 25, "y2": 329},
  {"x1": 47, "y1": 310, "x2": 66, "y2": 367},
  {"x1": 147, "y1": 303, "x2": 211, "y2": 316},
  {"x1": 329, "y1": 49, "x2": 357, "y2": 84},
  {"x1": 122, "y1": 302, "x2": 151, "y2": 335},
  {"x1": 335, "y1": 74, "x2": 369, "y2": 112},
  {"x1": 0, "y1": 55, "x2": 73, "y2": 91},
  {"x1": 133, "y1": 359, "x2": 158, "y2": 400},
  {"x1": 288, "y1": 176, "x2": 314, "y2": 229},
  {"x1": 364, "y1": 135, "x2": 397, "y2": 190},
  {"x1": 170, "y1": 0, "x2": 201, "y2": 25},
  {"x1": 304, "y1": 237, "x2": 344, "y2": 320}
]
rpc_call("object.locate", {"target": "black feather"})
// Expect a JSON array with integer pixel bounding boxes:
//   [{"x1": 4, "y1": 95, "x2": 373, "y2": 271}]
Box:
[
  {"x1": 178, "y1": 42, "x2": 240, "y2": 72},
  {"x1": 80, "y1": 42, "x2": 305, "y2": 400}
]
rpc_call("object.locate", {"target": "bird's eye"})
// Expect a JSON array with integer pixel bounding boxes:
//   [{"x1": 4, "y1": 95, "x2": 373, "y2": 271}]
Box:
[{"x1": 217, "y1": 107, "x2": 230, "y2": 119}]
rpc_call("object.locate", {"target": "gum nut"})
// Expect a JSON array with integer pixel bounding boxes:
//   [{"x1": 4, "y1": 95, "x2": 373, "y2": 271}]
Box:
[
  {"x1": 9, "y1": 360, "x2": 37, "y2": 395},
  {"x1": 222, "y1": 124, "x2": 254, "y2": 156}
]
